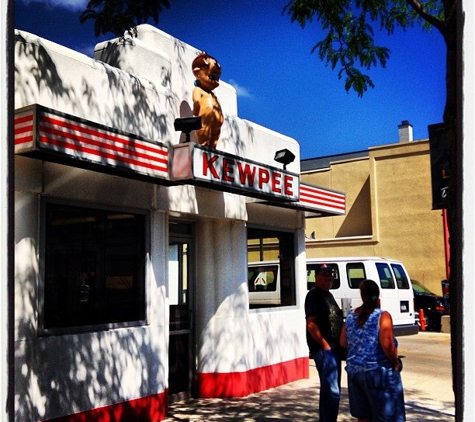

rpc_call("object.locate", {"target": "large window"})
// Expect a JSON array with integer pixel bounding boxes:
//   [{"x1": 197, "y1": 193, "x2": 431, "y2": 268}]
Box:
[
  {"x1": 42, "y1": 201, "x2": 147, "y2": 332},
  {"x1": 247, "y1": 227, "x2": 296, "y2": 308}
]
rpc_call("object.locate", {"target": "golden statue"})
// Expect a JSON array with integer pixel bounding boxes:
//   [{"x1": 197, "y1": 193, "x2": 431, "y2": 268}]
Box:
[{"x1": 192, "y1": 52, "x2": 224, "y2": 148}]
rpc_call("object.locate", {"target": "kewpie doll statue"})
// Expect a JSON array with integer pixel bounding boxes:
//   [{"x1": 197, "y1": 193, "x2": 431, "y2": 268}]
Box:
[{"x1": 192, "y1": 52, "x2": 224, "y2": 148}]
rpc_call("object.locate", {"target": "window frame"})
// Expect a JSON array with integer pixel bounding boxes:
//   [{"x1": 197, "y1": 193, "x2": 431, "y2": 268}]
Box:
[
  {"x1": 247, "y1": 225, "x2": 297, "y2": 308},
  {"x1": 39, "y1": 197, "x2": 150, "y2": 336},
  {"x1": 346, "y1": 262, "x2": 367, "y2": 289},
  {"x1": 390, "y1": 263, "x2": 411, "y2": 289},
  {"x1": 376, "y1": 262, "x2": 396, "y2": 289}
]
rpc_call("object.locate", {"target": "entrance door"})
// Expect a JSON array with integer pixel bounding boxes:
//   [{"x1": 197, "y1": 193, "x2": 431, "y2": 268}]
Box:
[{"x1": 168, "y1": 222, "x2": 194, "y2": 402}]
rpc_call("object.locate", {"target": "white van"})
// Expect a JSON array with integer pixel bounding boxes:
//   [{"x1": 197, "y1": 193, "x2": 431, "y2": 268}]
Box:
[
  {"x1": 307, "y1": 257, "x2": 419, "y2": 336},
  {"x1": 248, "y1": 261, "x2": 281, "y2": 306},
  {"x1": 248, "y1": 257, "x2": 418, "y2": 336}
]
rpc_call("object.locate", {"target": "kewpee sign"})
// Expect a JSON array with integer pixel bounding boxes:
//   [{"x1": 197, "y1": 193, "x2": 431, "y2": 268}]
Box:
[{"x1": 171, "y1": 143, "x2": 299, "y2": 201}]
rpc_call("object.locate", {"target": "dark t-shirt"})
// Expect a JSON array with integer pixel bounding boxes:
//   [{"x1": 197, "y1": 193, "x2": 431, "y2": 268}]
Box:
[{"x1": 305, "y1": 286, "x2": 344, "y2": 356}]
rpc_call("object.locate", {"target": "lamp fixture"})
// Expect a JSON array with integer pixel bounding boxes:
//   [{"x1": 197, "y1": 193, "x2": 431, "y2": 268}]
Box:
[
  {"x1": 274, "y1": 148, "x2": 295, "y2": 170},
  {"x1": 174, "y1": 117, "x2": 202, "y2": 142}
]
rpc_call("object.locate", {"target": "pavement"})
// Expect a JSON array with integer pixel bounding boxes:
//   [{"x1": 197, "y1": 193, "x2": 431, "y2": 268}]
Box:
[{"x1": 164, "y1": 333, "x2": 455, "y2": 422}]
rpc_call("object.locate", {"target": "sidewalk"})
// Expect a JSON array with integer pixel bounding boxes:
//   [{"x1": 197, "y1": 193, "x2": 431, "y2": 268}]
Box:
[{"x1": 164, "y1": 355, "x2": 455, "y2": 421}]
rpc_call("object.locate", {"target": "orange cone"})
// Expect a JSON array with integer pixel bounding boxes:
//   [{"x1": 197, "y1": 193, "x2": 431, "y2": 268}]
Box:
[{"x1": 419, "y1": 309, "x2": 426, "y2": 331}]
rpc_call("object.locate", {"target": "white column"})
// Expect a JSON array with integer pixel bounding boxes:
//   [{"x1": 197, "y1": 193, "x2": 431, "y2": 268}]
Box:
[{"x1": 1, "y1": 1, "x2": 12, "y2": 420}]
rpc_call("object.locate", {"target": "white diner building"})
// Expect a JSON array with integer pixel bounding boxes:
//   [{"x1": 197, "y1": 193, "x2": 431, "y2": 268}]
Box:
[{"x1": 14, "y1": 25, "x2": 345, "y2": 421}]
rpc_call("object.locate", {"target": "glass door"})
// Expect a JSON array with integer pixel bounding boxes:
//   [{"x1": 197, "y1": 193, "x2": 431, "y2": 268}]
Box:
[{"x1": 168, "y1": 222, "x2": 194, "y2": 401}]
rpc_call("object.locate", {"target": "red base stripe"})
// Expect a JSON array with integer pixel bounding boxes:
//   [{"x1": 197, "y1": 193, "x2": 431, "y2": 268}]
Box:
[
  {"x1": 197, "y1": 357, "x2": 309, "y2": 398},
  {"x1": 43, "y1": 391, "x2": 168, "y2": 422}
]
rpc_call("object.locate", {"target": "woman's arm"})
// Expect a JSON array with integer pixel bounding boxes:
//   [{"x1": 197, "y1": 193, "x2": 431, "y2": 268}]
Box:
[{"x1": 379, "y1": 311, "x2": 400, "y2": 370}]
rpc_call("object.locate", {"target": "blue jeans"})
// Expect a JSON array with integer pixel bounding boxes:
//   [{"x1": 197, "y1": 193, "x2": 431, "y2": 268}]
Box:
[
  {"x1": 313, "y1": 349, "x2": 341, "y2": 422},
  {"x1": 347, "y1": 367, "x2": 406, "y2": 422}
]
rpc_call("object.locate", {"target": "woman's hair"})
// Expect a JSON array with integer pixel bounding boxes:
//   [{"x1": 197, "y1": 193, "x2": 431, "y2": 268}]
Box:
[{"x1": 357, "y1": 279, "x2": 380, "y2": 326}]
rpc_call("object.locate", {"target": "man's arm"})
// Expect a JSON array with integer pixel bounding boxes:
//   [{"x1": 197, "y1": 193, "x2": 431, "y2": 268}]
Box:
[
  {"x1": 339, "y1": 323, "x2": 347, "y2": 349},
  {"x1": 306, "y1": 316, "x2": 331, "y2": 350}
]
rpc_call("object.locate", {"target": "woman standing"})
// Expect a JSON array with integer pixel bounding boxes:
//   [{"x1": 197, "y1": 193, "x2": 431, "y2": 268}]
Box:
[{"x1": 340, "y1": 279, "x2": 406, "y2": 422}]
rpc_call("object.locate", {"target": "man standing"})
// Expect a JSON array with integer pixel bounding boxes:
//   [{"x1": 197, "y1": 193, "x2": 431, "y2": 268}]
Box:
[{"x1": 305, "y1": 264, "x2": 344, "y2": 422}]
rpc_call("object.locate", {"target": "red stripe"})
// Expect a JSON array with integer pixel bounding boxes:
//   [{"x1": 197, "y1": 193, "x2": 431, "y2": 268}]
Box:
[
  {"x1": 300, "y1": 197, "x2": 345, "y2": 210},
  {"x1": 14, "y1": 114, "x2": 34, "y2": 125},
  {"x1": 15, "y1": 124, "x2": 34, "y2": 135},
  {"x1": 40, "y1": 125, "x2": 168, "y2": 167},
  {"x1": 42, "y1": 114, "x2": 166, "y2": 157},
  {"x1": 197, "y1": 357, "x2": 309, "y2": 398},
  {"x1": 301, "y1": 185, "x2": 345, "y2": 201},
  {"x1": 300, "y1": 192, "x2": 345, "y2": 203},
  {"x1": 42, "y1": 392, "x2": 167, "y2": 422},
  {"x1": 14, "y1": 135, "x2": 33, "y2": 146},
  {"x1": 300, "y1": 198, "x2": 346, "y2": 211},
  {"x1": 300, "y1": 185, "x2": 345, "y2": 210},
  {"x1": 14, "y1": 114, "x2": 35, "y2": 147},
  {"x1": 300, "y1": 193, "x2": 345, "y2": 205},
  {"x1": 39, "y1": 135, "x2": 168, "y2": 174}
]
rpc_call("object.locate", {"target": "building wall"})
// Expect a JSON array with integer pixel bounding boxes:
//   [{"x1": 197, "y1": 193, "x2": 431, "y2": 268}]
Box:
[
  {"x1": 303, "y1": 140, "x2": 447, "y2": 295},
  {"x1": 14, "y1": 25, "x2": 310, "y2": 421},
  {"x1": 303, "y1": 157, "x2": 372, "y2": 239}
]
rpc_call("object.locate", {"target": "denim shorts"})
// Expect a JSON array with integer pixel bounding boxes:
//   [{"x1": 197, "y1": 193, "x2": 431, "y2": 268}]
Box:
[{"x1": 347, "y1": 366, "x2": 406, "y2": 422}]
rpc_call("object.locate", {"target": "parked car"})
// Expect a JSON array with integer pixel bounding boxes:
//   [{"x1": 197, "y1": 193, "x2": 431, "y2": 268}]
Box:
[{"x1": 412, "y1": 279, "x2": 449, "y2": 331}]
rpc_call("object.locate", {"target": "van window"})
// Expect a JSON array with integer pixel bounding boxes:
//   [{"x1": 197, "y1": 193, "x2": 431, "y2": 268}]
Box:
[
  {"x1": 376, "y1": 263, "x2": 396, "y2": 289},
  {"x1": 306, "y1": 263, "x2": 340, "y2": 290},
  {"x1": 248, "y1": 265, "x2": 278, "y2": 292},
  {"x1": 346, "y1": 263, "x2": 366, "y2": 288},
  {"x1": 391, "y1": 264, "x2": 411, "y2": 289}
]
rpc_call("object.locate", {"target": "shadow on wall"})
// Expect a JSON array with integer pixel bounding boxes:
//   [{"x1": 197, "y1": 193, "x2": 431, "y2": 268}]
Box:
[
  {"x1": 336, "y1": 176, "x2": 372, "y2": 238},
  {"x1": 13, "y1": 29, "x2": 288, "y2": 421},
  {"x1": 197, "y1": 286, "x2": 304, "y2": 397},
  {"x1": 15, "y1": 30, "x2": 251, "y2": 162},
  {"x1": 14, "y1": 240, "x2": 167, "y2": 422},
  {"x1": 14, "y1": 34, "x2": 172, "y2": 421},
  {"x1": 14, "y1": 31, "x2": 172, "y2": 145}
]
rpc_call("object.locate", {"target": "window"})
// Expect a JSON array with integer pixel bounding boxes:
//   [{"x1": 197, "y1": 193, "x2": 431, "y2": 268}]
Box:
[
  {"x1": 43, "y1": 201, "x2": 146, "y2": 332},
  {"x1": 247, "y1": 227, "x2": 295, "y2": 308},
  {"x1": 346, "y1": 263, "x2": 366, "y2": 289},
  {"x1": 376, "y1": 263, "x2": 396, "y2": 289},
  {"x1": 391, "y1": 263, "x2": 411, "y2": 289},
  {"x1": 306, "y1": 263, "x2": 340, "y2": 290},
  {"x1": 248, "y1": 265, "x2": 278, "y2": 292}
]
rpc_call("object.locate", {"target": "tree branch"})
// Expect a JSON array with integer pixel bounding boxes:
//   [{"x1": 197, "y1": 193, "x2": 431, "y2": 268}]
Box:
[{"x1": 405, "y1": 0, "x2": 446, "y2": 36}]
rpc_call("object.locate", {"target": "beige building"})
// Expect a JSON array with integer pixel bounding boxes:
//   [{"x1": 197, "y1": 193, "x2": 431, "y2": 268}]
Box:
[{"x1": 301, "y1": 122, "x2": 448, "y2": 295}]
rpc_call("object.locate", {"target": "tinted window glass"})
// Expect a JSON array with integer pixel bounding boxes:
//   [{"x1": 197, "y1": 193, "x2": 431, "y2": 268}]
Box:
[
  {"x1": 376, "y1": 263, "x2": 395, "y2": 289},
  {"x1": 44, "y1": 202, "x2": 146, "y2": 331},
  {"x1": 391, "y1": 263, "x2": 411, "y2": 289},
  {"x1": 346, "y1": 263, "x2": 366, "y2": 289}
]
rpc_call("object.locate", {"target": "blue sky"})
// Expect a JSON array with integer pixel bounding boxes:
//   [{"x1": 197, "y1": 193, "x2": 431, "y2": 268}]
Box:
[{"x1": 14, "y1": 0, "x2": 447, "y2": 159}]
